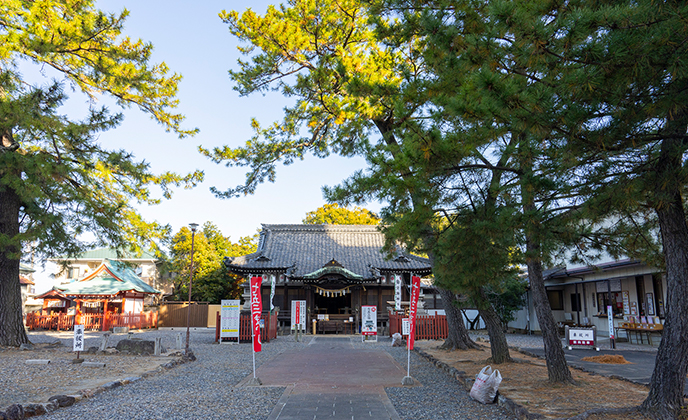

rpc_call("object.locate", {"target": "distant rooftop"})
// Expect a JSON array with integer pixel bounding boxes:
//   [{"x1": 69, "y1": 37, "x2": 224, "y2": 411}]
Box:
[
  {"x1": 20, "y1": 263, "x2": 35, "y2": 273},
  {"x1": 50, "y1": 247, "x2": 158, "y2": 262}
]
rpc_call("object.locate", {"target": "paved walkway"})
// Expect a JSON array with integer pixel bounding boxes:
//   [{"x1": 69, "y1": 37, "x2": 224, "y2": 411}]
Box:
[{"x1": 253, "y1": 336, "x2": 407, "y2": 420}]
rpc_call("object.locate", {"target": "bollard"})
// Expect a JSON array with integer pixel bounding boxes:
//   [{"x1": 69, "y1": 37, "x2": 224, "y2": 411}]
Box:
[
  {"x1": 154, "y1": 337, "x2": 162, "y2": 356},
  {"x1": 99, "y1": 333, "x2": 110, "y2": 351}
]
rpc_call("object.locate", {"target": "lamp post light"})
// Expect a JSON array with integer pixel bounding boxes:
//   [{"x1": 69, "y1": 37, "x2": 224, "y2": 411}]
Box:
[{"x1": 185, "y1": 222, "x2": 199, "y2": 355}]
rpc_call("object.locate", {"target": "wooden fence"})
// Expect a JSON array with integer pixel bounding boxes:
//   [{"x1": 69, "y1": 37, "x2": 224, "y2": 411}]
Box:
[
  {"x1": 388, "y1": 313, "x2": 448, "y2": 340},
  {"x1": 26, "y1": 312, "x2": 158, "y2": 331},
  {"x1": 215, "y1": 311, "x2": 278, "y2": 343},
  {"x1": 157, "y1": 302, "x2": 208, "y2": 328}
]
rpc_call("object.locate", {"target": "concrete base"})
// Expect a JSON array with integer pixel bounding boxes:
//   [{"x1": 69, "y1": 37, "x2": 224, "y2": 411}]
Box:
[
  {"x1": 246, "y1": 377, "x2": 262, "y2": 386},
  {"x1": 82, "y1": 362, "x2": 106, "y2": 368},
  {"x1": 71, "y1": 358, "x2": 85, "y2": 364},
  {"x1": 26, "y1": 359, "x2": 50, "y2": 365},
  {"x1": 401, "y1": 376, "x2": 414, "y2": 385}
]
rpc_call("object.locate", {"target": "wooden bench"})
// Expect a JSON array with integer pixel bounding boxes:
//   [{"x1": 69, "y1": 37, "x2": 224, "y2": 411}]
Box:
[{"x1": 317, "y1": 320, "x2": 342, "y2": 334}]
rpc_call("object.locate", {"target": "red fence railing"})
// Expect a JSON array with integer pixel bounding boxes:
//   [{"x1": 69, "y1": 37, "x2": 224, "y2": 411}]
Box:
[
  {"x1": 26, "y1": 312, "x2": 158, "y2": 331},
  {"x1": 215, "y1": 311, "x2": 278, "y2": 343},
  {"x1": 389, "y1": 313, "x2": 448, "y2": 340}
]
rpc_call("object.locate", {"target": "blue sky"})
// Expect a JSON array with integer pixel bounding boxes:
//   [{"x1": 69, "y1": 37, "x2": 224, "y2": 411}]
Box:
[
  {"x1": 30, "y1": 1, "x2": 380, "y2": 290},
  {"x1": 92, "y1": 0, "x2": 379, "y2": 239}
]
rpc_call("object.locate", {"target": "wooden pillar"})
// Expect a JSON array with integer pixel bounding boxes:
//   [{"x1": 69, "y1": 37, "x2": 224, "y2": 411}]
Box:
[{"x1": 102, "y1": 300, "x2": 109, "y2": 331}]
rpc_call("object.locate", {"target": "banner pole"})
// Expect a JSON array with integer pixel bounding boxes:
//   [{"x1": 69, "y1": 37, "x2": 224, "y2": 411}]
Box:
[
  {"x1": 252, "y1": 333, "x2": 257, "y2": 379},
  {"x1": 407, "y1": 346, "x2": 410, "y2": 377}
]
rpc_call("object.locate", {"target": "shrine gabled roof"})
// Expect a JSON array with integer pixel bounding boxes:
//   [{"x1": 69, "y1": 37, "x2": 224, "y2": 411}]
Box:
[
  {"x1": 225, "y1": 224, "x2": 432, "y2": 279},
  {"x1": 54, "y1": 260, "x2": 160, "y2": 296}
]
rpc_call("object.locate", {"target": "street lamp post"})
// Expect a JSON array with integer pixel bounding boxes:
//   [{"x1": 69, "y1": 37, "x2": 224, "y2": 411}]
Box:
[{"x1": 185, "y1": 222, "x2": 199, "y2": 355}]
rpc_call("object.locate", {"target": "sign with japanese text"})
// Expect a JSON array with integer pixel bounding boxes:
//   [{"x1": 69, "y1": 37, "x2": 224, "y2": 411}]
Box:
[
  {"x1": 250, "y1": 276, "x2": 262, "y2": 352},
  {"x1": 402, "y1": 318, "x2": 410, "y2": 336},
  {"x1": 270, "y1": 275, "x2": 276, "y2": 311},
  {"x1": 408, "y1": 275, "x2": 421, "y2": 350},
  {"x1": 220, "y1": 299, "x2": 240, "y2": 338},
  {"x1": 394, "y1": 275, "x2": 402, "y2": 311},
  {"x1": 607, "y1": 306, "x2": 615, "y2": 340},
  {"x1": 567, "y1": 327, "x2": 595, "y2": 346},
  {"x1": 73, "y1": 324, "x2": 85, "y2": 352},
  {"x1": 291, "y1": 300, "x2": 306, "y2": 330},
  {"x1": 361, "y1": 305, "x2": 377, "y2": 336}
]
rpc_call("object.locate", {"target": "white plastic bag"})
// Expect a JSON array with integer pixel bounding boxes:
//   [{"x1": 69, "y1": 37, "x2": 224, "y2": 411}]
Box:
[{"x1": 469, "y1": 365, "x2": 503, "y2": 404}]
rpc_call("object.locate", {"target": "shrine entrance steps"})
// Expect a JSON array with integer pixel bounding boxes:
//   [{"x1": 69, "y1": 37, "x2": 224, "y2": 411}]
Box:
[{"x1": 251, "y1": 336, "x2": 408, "y2": 420}]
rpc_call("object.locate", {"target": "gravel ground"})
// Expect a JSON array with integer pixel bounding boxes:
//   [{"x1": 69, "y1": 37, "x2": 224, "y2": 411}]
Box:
[
  {"x1": 36, "y1": 329, "x2": 308, "y2": 420},
  {"x1": 351, "y1": 338, "x2": 517, "y2": 420},
  {"x1": 17, "y1": 329, "x2": 653, "y2": 419}
]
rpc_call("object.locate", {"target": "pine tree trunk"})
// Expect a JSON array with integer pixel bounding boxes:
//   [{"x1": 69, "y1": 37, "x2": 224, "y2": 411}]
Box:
[
  {"x1": 641, "y1": 136, "x2": 688, "y2": 419},
  {"x1": 479, "y1": 289, "x2": 512, "y2": 364},
  {"x1": 525, "y1": 252, "x2": 572, "y2": 383},
  {"x1": 0, "y1": 186, "x2": 30, "y2": 347},
  {"x1": 519, "y1": 136, "x2": 574, "y2": 384},
  {"x1": 437, "y1": 287, "x2": 480, "y2": 350}
]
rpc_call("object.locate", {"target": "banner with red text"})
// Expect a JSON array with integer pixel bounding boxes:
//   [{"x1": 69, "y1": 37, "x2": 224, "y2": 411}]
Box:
[
  {"x1": 250, "y1": 276, "x2": 262, "y2": 352},
  {"x1": 408, "y1": 275, "x2": 421, "y2": 350}
]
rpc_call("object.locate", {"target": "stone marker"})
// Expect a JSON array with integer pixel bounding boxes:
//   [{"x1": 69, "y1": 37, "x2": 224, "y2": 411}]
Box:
[
  {"x1": 99, "y1": 333, "x2": 110, "y2": 351},
  {"x1": 82, "y1": 362, "x2": 106, "y2": 368},
  {"x1": 176, "y1": 333, "x2": 183, "y2": 350},
  {"x1": 25, "y1": 359, "x2": 50, "y2": 365},
  {"x1": 115, "y1": 338, "x2": 156, "y2": 355},
  {"x1": 154, "y1": 337, "x2": 162, "y2": 356}
]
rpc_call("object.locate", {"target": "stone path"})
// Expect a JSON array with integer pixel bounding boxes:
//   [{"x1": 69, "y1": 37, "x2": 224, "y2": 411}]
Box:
[{"x1": 253, "y1": 336, "x2": 406, "y2": 420}]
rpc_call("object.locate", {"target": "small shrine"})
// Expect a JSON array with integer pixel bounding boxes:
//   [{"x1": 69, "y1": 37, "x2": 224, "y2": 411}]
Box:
[{"x1": 38, "y1": 259, "x2": 160, "y2": 315}]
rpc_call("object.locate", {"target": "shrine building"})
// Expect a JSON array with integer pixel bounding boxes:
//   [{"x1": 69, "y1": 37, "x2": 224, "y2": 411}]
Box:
[
  {"x1": 37, "y1": 259, "x2": 160, "y2": 316},
  {"x1": 224, "y1": 224, "x2": 433, "y2": 333}
]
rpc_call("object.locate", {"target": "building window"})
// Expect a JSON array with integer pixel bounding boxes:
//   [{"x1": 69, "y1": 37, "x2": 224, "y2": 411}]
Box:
[
  {"x1": 547, "y1": 290, "x2": 564, "y2": 310},
  {"x1": 67, "y1": 267, "x2": 80, "y2": 279},
  {"x1": 570, "y1": 293, "x2": 582, "y2": 312}
]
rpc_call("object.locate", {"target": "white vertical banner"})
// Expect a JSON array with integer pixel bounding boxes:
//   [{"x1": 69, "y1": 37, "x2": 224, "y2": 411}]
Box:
[
  {"x1": 73, "y1": 324, "x2": 85, "y2": 352},
  {"x1": 394, "y1": 275, "x2": 402, "y2": 311},
  {"x1": 220, "y1": 299, "x2": 240, "y2": 338},
  {"x1": 361, "y1": 305, "x2": 378, "y2": 336},
  {"x1": 607, "y1": 306, "x2": 615, "y2": 340},
  {"x1": 269, "y1": 275, "x2": 276, "y2": 311},
  {"x1": 291, "y1": 300, "x2": 306, "y2": 330}
]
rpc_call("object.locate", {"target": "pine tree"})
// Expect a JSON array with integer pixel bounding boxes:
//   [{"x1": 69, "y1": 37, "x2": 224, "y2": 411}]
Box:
[{"x1": 0, "y1": 1, "x2": 199, "y2": 347}]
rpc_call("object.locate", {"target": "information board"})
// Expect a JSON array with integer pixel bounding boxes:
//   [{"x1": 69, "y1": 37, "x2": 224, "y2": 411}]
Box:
[
  {"x1": 220, "y1": 299, "x2": 240, "y2": 338},
  {"x1": 565, "y1": 326, "x2": 598, "y2": 350},
  {"x1": 361, "y1": 305, "x2": 377, "y2": 336},
  {"x1": 291, "y1": 300, "x2": 306, "y2": 330},
  {"x1": 402, "y1": 318, "x2": 410, "y2": 336},
  {"x1": 73, "y1": 324, "x2": 85, "y2": 352}
]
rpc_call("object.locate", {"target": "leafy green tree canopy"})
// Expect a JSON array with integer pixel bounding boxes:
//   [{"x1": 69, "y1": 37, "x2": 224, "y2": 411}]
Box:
[
  {"x1": 303, "y1": 204, "x2": 379, "y2": 225},
  {"x1": 168, "y1": 222, "x2": 257, "y2": 303}
]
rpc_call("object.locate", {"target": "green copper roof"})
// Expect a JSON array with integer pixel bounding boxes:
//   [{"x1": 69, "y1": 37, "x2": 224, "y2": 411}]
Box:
[
  {"x1": 20, "y1": 263, "x2": 35, "y2": 273},
  {"x1": 56, "y1": 260, "x2": 159, "y2": 296},
  {"x1": 76, "y1": 248, "x2": 157, "y2": 260}
]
